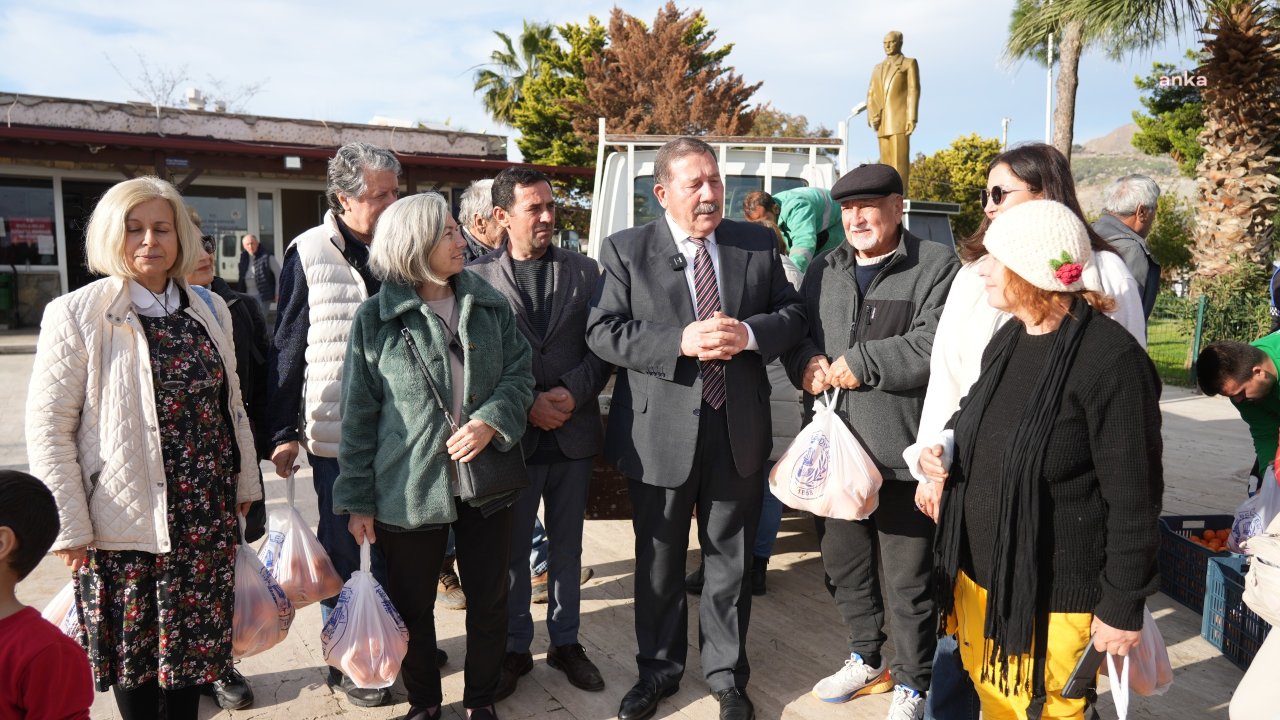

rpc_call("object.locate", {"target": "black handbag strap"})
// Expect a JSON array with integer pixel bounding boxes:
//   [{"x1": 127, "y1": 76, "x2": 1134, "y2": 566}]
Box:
[{"x1": 398, "y1": 320, "x2": 460, "y2": 434}]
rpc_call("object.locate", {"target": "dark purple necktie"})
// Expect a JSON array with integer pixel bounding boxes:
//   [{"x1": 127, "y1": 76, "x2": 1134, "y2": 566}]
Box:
[{"x1": 689, "y1": 237, "x2": 726, "y2": 410}]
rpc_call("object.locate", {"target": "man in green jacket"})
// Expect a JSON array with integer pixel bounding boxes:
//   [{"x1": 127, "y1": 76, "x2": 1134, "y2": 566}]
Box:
[
  {"x1": 743, "y1": 188, "x2": 846, "y2": 273},
  {"x1": 1198, "y1": 336, "x2": 1280, "y2": 473}
]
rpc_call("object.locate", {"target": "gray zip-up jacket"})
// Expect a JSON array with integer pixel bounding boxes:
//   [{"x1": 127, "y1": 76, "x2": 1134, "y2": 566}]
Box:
[{"x1": 783, "y1": 227, "x2": 959, "y2": 482}]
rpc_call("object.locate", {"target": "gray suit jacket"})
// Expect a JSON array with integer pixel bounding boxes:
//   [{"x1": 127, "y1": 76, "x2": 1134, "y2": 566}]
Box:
[
  {"x1": 467, "y1": 244, "x2": 612, "y2": 461},
  {"x1": 1093, "y1": 214, "x2": 1160, "y2": 319},
  {"x1": 586, "y1": 216, "x2": 806, "y2": 486}
]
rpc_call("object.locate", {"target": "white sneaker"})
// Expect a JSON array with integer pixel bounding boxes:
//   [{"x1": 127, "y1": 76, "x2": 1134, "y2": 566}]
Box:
[
  {"x1": 886, "y1": 684, "x2": 926, "y2": 720},
  {"x1": 811, "y1": 653, "x2": 894, "y2": 703}
]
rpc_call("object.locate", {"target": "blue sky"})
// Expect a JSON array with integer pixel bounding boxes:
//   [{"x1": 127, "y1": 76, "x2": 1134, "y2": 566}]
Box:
[{"x1": 0, "y1": 0, "x2": 1201, "y2": 163}]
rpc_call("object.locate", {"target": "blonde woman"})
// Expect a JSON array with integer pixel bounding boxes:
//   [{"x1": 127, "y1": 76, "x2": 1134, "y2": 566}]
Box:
[{"x1": 26, "y1": 177, "x2": 259, "y2": 720}]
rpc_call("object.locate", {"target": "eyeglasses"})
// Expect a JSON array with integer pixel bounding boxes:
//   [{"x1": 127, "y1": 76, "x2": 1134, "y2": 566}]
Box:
[
  {"x1": 979, "y1": 186, "x2": 1029, "y2": 208},
  {"x1": 200, "y1": 235, "x2": 215, "y2": 254}
]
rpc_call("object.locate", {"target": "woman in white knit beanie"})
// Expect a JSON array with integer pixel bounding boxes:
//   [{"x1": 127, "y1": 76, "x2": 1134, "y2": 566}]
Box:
[{"x1": 922, "y1": 198, "x2": 1162, "y2": 720}]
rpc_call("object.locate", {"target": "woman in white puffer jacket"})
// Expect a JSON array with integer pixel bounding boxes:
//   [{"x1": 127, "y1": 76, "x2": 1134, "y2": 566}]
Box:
[{"x1": 25, "y1": 177, "x2": 259, "y2": 720}]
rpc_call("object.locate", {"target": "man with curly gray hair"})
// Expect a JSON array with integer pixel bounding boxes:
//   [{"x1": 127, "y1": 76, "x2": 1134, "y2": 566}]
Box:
[
  {"x1": 1094, "y1": 174, "x2": 1162, "y2": 320},
  {"x1": 267, "y1": 141, "x2": 403, "y2": 707}
]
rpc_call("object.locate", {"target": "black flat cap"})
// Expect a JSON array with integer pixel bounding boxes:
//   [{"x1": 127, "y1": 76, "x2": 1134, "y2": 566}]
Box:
[{"x1": 830, "y1": 163, "x2": 903, "y2": 202}]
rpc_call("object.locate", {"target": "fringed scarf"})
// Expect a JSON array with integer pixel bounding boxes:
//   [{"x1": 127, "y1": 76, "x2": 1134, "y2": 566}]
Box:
[{"x1": 933, "y1": 298, "x2": 1095, "y2": 719}]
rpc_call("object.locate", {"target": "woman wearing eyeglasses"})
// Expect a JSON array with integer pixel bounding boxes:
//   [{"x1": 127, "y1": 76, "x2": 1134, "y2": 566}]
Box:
[
  {"x1": 25, "y1": 177, "x2": 260, "y2": 720},
  {"x1": 904, "y1": 143, "x2": 1145, "y2": 720}
]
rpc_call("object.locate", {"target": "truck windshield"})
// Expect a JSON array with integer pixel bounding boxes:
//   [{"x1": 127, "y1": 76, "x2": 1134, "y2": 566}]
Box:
[{"x1": 633, "y1": 175, "x2": 808, "y2": 226}]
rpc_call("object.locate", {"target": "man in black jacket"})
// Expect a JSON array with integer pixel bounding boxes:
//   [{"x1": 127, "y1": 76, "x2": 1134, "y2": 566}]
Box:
[{"x1": 783, "y1": 164, "x2": 957, "y2": 720}]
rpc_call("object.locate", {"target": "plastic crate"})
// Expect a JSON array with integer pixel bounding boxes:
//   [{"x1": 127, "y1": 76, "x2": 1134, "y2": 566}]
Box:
[
  {"x1": 1158, "y1": 514, "x2": 1233, "y2": 613},
  {"x1": 1200, "y1": 555, "x2": 1273, "y2": 670}
]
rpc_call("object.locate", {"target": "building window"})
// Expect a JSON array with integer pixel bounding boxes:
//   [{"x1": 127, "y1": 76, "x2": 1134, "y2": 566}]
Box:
[{"x1": 0, "y1": 177, "x2": 57, "y2": 266}]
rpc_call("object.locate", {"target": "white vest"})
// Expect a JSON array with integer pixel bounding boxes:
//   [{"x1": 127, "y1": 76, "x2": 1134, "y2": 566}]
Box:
[{"x1": 291, "y1": 211, "x2": 369, "y2": 457}]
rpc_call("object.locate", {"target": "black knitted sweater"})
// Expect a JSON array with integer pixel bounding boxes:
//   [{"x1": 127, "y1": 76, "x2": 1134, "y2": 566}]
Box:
[{"x1": 955, "y1": 314, "x2": 1164, "y2": 632}]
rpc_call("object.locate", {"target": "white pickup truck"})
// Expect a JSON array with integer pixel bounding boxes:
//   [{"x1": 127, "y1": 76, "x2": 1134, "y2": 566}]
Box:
[{"x1": 583, "y1": 118, "x2": 958, "y2": 260}]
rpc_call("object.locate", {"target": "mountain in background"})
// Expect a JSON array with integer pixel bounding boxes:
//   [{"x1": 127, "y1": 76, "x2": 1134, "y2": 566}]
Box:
[{"x1": 1072, "y1": 123, "x2": 1196, "y2": 215}]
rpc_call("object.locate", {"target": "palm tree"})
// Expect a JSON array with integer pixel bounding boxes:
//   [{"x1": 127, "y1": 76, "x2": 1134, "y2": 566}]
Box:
[
  {"x1": 1188, "y1": 0, "x2": 1280, "y2": 279},
  {"x1": 473, "y1": 21, "x2": 555, "y2": 127},
  {"x1": 1006, "y1": 0, "x2": 1202, "y2": 161}
]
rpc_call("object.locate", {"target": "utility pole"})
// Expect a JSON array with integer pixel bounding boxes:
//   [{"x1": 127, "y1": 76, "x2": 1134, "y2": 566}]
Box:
[{"x1": 1002, "y1": 117, "x2": 1011, "y2": 150}]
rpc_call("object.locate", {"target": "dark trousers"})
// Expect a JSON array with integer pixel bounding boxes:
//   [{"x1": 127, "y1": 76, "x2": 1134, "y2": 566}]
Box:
[
  {"x1": 813, "y1": 478, "x2": 936, "y2": 693},
  {"x1": 925, "y1": 634, "x2": 981, "y2": 720},
  {"x1": 113, "y1": 681, "x2": 201, "y2": 720},
  {"x1": 507, "y1": 457, "x2": 593, "y2": 652},
  {"x1": 628, "y1": 403, "x2": 762, "y2": 693},
  {"x1": 377, "y1": 498, "x2": 511, "y2": 709},
  {"x1": 310, "y1": 453, "x2": 387, "y2": 619}
]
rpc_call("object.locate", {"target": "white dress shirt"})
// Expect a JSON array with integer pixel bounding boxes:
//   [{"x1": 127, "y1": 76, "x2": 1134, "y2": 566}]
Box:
[
  {"x1": 663, "y1": 213, "x2": 759, "y2": 351},
  {"x1": 129, "y1": 279, "x2": 180, "y2": 317}
]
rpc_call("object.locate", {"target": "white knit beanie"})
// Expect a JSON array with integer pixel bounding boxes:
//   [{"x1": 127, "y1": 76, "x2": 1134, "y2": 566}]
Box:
[{"x1": 983, "y1": 199, "x2": 1101, "y2": 293}]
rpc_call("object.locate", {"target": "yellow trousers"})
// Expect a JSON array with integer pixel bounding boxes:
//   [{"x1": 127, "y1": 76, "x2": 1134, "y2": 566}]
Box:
[{"x1": 951, "y1": 571, "x2": 1094, "y2": 720}]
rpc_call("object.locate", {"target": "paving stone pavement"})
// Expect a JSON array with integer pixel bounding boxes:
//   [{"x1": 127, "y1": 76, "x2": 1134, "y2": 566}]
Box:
[{"x1": 7, "y1": 348, "x2": 1256, "y2": 719}]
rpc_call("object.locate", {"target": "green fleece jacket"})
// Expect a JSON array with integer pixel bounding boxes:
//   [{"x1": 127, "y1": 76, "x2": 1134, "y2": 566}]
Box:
[{"x1": 334, "y1": 272, "x2": 534, "y2": 529}]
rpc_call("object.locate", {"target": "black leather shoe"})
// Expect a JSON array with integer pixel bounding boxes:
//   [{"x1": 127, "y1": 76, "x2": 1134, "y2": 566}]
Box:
[
  {"x1": 750, "y1": 555, "x2": 768, "y2": 596},
  {"x1": 714, "y1": 687, "x2": 754, "y2": 720},
  {"x1": 618, "y1": 677, "x2": 678, "y2": 720},
  {"x1": 203, "y1": 667, "x2": 253, "y2": 710},
  {"x1": 327, "y1": 667, "x2": 390, "y2": 707},
  {"x1": 684, "y1": 561, "x2": 704, "y2": 594},
  {"x1": 547, "y1": 643, "x2": 605, "y2": 691},
  {"x1": 494, "y1": 651, "x2": 533, "y2": 701},
  {"x1": 436, "y1": 647, "x2": 448, "y2": 668},
  {"x1": 400, "y1": 705, "x2": 442, "y2": 720}
]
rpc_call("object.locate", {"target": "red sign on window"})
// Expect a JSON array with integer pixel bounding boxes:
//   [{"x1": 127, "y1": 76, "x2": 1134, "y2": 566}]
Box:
[{"x1": 6, "y1": 217, "x2": 54, "y2": 246}]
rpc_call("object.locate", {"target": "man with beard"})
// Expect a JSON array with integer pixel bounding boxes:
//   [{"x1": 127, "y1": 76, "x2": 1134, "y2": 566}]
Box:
[
  {"x1": 783, "y1": 164, "x2": 956, "y2": 720},
  {"x1": 468, "y1": 167, "x2": 612, "y2": 701},
  {"x1": 587, "y1": 138, "x2": 806, "y2": 720}
]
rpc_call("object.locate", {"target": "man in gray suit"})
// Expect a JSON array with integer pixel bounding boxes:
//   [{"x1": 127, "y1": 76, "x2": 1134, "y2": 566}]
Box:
[
  {"x1": 468, "y1": 168, "x2": 613, "y2": 701},
  {"x1": 587, "y1": 138, "x2": 806, "y2": 720}
]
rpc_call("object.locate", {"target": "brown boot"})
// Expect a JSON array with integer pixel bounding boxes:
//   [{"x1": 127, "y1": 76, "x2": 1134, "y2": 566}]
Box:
[{"x1": 436, "y1": 557, "x2": 466, "y2": 610}]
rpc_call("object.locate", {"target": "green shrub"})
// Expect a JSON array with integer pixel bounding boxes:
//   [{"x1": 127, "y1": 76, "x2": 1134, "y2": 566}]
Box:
[{"x1": 1188, "y1": 259, "x2": 1272, "y2": 345}]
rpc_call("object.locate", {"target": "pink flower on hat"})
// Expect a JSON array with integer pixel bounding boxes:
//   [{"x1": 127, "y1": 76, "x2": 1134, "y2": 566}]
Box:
[
  {"x1": 1054, "y1": 263, "x2": 1082, "y2": 285},
  {"x1": 1048, "y1": 251, "x2": 1082, "y2": 286}
]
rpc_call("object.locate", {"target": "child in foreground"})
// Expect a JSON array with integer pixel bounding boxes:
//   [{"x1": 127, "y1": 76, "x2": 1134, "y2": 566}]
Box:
[{"x1": 0, "y1": 469, "x2": 93, "y2": 720}]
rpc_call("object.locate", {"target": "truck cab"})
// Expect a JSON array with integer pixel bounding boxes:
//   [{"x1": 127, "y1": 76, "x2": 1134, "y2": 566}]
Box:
[{"x1": 586, "y1": 121, "x2": 846, "y2": 261}]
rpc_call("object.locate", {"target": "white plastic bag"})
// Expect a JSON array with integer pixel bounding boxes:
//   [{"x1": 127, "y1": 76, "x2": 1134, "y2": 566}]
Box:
[
  {"x1": 1101, "y1": 606, "x2": 1173, "y2": 696},
  {"x1": 321, "y1": 540, "x2": 409, "y2": 689},
  {"x1": 769, "y1": 389, "x2": 883, "y2": 521},
  {"x1": 258, "y1": 471, "x2": 343, "y2": 608},
  {"x1": 232, "y1": 515, "x2": 295, "y2": 658},
  {"x1": 1228, "y1": 466, "x2": 1280, "y2": 553},
  {"x1": 1242, "y1": 529, "x2": 1280, "y2": 627},
  {"x1": 40, "y1": 580, "x2": 80, "y2": 638},
  {"x1": 1106, "y1": 654, "x2": 1131, "y2": 720}
]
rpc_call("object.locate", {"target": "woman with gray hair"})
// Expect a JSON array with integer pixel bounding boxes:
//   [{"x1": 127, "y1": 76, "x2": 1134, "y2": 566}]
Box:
[
  {"x1": 26, "y1": 176, "x2": 259, "y2": 720},
  {"x1": 334, "y1": 192, "x2": 533, "y2": 720}
]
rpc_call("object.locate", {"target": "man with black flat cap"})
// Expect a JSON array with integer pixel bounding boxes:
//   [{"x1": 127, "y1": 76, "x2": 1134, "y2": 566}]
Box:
[{"x1": 783, "y1": 163, "x2": 957, "y2": 720}]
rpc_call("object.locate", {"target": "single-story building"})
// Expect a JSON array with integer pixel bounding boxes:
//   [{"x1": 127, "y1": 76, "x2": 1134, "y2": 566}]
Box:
[{"x1": 0, "y1": 91, "x2": 590, "y2": 327}]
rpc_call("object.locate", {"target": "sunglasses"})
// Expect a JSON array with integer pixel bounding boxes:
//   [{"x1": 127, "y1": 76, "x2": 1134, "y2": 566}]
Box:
[
  {"x1": 979, "y1": 186, "x2": 1029, "y2": 207},
  {"x1": 200, "y1": 235, "x2": 215, "y2": 254}
]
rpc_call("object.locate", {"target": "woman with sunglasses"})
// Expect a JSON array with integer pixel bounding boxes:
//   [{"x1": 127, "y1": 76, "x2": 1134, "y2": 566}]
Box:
[
  {"x1": 25, "y1": 177, "x2": 260, "y2": 720},
  {"x1": 904, "y1": 143, "x2": 1145, "y2": 720}
]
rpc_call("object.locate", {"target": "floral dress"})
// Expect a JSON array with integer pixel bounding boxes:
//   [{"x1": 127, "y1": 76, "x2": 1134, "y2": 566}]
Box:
[{"x1": 75, "y1": 304, "x2": 239, "y2": 691}]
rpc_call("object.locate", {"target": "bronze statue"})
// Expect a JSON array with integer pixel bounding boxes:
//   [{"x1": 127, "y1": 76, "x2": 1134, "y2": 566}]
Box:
[{"x1": 867, "y1": 31, "x2": 920, "y2": 195}]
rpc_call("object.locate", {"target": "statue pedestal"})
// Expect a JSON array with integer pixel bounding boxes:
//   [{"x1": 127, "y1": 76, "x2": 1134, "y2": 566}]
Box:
[{"x1": 903, "y1": 199, "x2": 962, "y2": 249}]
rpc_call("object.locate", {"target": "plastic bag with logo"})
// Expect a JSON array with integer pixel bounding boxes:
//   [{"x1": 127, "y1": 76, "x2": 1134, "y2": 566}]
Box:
[
  {"x1": 40, "y1": 580, "x2": 80, "y2": 638},
  {"x1": 321, "y1": 540, "x2": 409, "y2": 689},
  {"x1": 232, "y1": 515, "x2": 295, "y2": 658},
  {"x1": 258, "y1": 470, "x2": 343, "y2": 608},
  {"x1": 769, "y1": 389, "x2": 883, "y2": 521},
  {"x1": 1242, "y1": 512, "x2": 1280, "y2": 626},
  {"x1": 1228, "y1": 466, "x2": 1280, "y2": 553}
]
